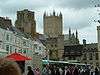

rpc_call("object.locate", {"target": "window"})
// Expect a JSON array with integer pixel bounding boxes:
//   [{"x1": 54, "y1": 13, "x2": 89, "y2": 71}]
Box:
[
  {"x1": 34, "y1": 44, "x2": 37, "y2": 49},
  {"x1": 6, "y1": 45, "x2": 9, "y2": 51},
  {"x1": 18, "y1": 49, "x2": 22, "y2": 53},
  {"x1": 95, "y1": 53, "x2": 99, "y2": 60},
  {"x1": 15, "y1": 48, "x2": 17, "y2": 52},
  {"x1": 23, "y1": 41, "x2": 26, "y2": 46},
  {"x1": 6, "y1": 34, "x2": 9, "y2": 41},
  {"x1": 55, "y1": 44, "x2": 57, "y2": 47},
  {"x1": 51, "y1": 45, "x2": 53, "y2": 47},
  {"x1": 23, "y1": 50, "x2": 26, "y2": 53},
  {"x1": 10, "y1": 46, "x2": 12, "y2": 53},
  {"x1": 83, "y1": 53, "x2": 87, "y2": 60},
  {"x1": 39, "y1": 47, "x2": 41, "y2": 50},
  {"x1": 89, "y1": 53, "x2": 92, "y2": 60}
]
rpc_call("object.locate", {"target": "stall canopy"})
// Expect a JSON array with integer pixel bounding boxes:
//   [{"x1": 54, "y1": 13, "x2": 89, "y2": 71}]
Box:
[{"x1": 6, "y1": 53, "x2": 32, "y2": 61}]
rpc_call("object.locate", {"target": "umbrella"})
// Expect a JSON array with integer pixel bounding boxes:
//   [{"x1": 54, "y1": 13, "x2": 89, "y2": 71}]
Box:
[{"x1": 6, "y1": 52, "x2": 32, "y2": 61}]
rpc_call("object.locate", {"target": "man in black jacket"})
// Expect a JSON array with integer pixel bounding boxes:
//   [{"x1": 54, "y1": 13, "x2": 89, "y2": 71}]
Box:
[{"x1": 27, "y1": 66, "x2": 34, "y2": 75}]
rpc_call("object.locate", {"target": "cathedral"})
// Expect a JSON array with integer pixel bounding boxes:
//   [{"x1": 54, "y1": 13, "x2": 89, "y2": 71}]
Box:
[{"x1": 64, "y1": 28, "x2": 79, "y2": 46}]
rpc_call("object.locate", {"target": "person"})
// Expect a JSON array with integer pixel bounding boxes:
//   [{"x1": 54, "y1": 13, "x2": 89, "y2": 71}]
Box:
[
  {"x1": 59, "y1": 67, "x2": 63, "y2": 75},
  {"x1": 72, "y1": 66, "x2": 79, "y2": 75},
  {"x1": 34, "y1": 68, "x2": 41, "y2": 75},
  {"x1": 27, "y1": 66, "x2": 34, "y2": 75},
  {"x1": 95, "y1": 67, "x2": 99, "y2": 75},
  {"x1": 0, "y1": 58, "x2": 21, "y2": 75},
  {"x1": 42, "y1": 66, "x2": 47, "y2": 75},
  {"x1": 90, "y1": 66, "x2": 94, "y2": 75}
]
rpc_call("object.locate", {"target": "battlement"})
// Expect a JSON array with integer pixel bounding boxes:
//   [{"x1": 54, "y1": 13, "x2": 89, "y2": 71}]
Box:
[
  {"x1": 17, "y1": 9, "x2": 35, "y2": 20},
  {"x1": 43, "y1": 11, "x2": 62, "y2": 18}
]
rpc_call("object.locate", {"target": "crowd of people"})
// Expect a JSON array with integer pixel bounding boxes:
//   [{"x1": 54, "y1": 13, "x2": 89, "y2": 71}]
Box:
[
  {"x1": 0, "y1": 58, "x2": 100, "y2": 75},
  {"x1": 42, "y1": 64, "x2": 100, "y2": 75}
]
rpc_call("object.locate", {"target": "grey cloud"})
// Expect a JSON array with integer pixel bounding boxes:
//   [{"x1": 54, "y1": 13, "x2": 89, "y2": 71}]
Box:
[
  {"x1": 57, "y1": 0, "x2": 99, "y2": 9},
  {"x1": 0, "y1": 0, "x2": 99, "y2": 15},
  {"x1": 63, "y1": 8, "x2": 96, "y2": 30},
  {"x1": 0, "y1": 0, "x2": 50, "y2": 15},
  {"x1": 0, "y1": 0, "x2": 98, "y2": 31}
]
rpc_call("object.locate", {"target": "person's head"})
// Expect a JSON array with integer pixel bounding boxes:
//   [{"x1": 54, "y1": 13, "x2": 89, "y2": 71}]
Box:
[
  {"x1": 36, "y1": 68, "x2": 40, "y2": 71},
  {"x1": 27, "y1": 66, "x2": 32, "y2": 71},
  {"x1": 0, "y1": 58, "x2": 21, "y2": 75}
]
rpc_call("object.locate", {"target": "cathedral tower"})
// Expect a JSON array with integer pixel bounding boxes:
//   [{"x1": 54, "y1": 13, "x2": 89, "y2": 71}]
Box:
[
  {"x1": 43, "y1": 11, "x2": 64, "y2": 60},
  {"x1": 15, "y1": 9, "x2": 36, "y2": 38},
  {"x1": 43, "y1": 11, "x2": 63, "y2": 37}
]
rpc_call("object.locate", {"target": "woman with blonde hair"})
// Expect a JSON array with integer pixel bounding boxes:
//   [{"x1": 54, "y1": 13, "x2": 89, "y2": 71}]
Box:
[{"x1": 0, "y1": 58, "x2": 22, "y2": 75}]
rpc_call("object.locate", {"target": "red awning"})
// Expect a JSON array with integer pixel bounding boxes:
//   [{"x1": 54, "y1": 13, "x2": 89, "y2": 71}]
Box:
[{"x1": 6, "y1": 53, "x2": 32, "y2": 61}]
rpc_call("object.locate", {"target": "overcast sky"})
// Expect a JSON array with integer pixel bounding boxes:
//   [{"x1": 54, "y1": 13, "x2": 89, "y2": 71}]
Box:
[{"x1": 0, "y1": 0, "x2": 100, "y2": 44}]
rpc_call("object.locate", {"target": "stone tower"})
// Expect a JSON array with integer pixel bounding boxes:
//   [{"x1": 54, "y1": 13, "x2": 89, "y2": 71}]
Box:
[
  {"x1": 43, "y1": 11, "x2": 63, "y2": 37},
  {"x1": 15, "y1": 9, "x2": 36, "y2": 38},
  {"x1": 43, "y1": 11, "x2": 64, "y2": 60}
]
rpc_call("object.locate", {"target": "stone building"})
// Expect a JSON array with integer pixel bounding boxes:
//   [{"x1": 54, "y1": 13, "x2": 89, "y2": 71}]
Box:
[
  {"x1": 63, "y1": 44, "x2": 83, "y2": 62},
  {"x1": 43, "y1": 11, "x2": 64, "y2": 60},
  {"x1": 63, "y1": 39, "x2": 99, "y2": 67},
  {"x1": 15, "y1": 9, "x2": 36, "y2": 38},
  {"x1": 0, "y1": 17, "x2": 12, "y2": 29},
  {"x1": 64, "y1": 28, "x2": 79, "y2": 46},
  {"x1": 81, "y1": 42, "x2": 99, "y2": 67}
]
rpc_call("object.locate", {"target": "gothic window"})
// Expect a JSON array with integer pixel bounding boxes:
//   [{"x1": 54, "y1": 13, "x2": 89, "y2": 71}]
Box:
[
  {"x1": 89, "y1": 53, "x2": 93, "y2": 60},
  {"x1": 95, "y1": 53, "x2": 99, "y2": 60}
]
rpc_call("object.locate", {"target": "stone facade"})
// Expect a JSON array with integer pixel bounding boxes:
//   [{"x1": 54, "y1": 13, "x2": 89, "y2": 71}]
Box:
[
  {"x1": 64, "y1": 45, "x2": 83, "y2": 61},
  {"x1": 15, "y1": 9, "x2": 36, "y2": 38},
  {"x1": 63, "y1": 41, "x2": 99, "y2": 67},
  {"x1": 43, "y1": 11, "x2": 64, "y2": 60},
  {"x1": 81, "y1": 43, "x2": 99, "y2": 67},
  {"x1": 0, "y1": 17, "x2": 12, "y2": 29},
  {"x1": 43, "y1": 11, "x2": 62, "y2": 37},
  {"x1": 46, "y1": 36, "x2": 64, "y2": 60}
]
